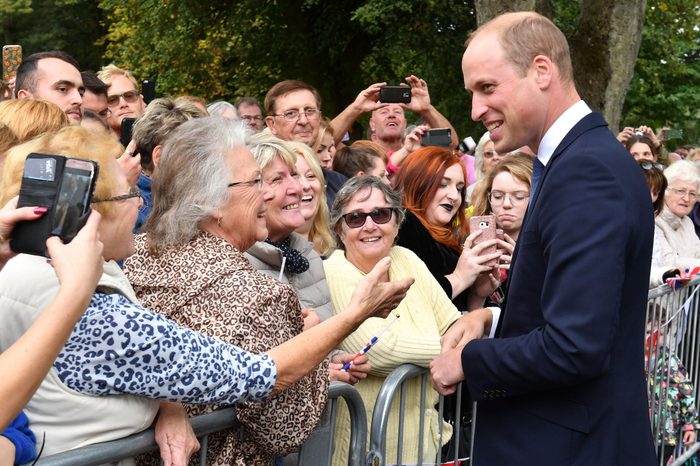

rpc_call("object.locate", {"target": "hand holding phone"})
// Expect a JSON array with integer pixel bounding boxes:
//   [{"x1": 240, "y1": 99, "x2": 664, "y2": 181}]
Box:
[
  {"x1": 11, "y1": 154, "x2": 99, "y2": 256},
  {"x1": 379, "y1": 85, "x2": 411, "y2": 104},
  {"x1": 469, "y1": 215, "x2": 498, "y2": 267}
]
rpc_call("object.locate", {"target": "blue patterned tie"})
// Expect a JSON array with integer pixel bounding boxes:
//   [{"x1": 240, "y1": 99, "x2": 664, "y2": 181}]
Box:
[{"x1": 530, "y1": 158, "x2": 545, "y2": 201}]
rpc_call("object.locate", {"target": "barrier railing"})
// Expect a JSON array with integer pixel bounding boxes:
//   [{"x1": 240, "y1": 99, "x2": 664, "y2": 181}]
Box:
[
  {"x1": 646, "y1": 276, "x2": 700, "y2": 466},
  {"x1": 366, "y1": 364, "x2": 471, "y2": 466},
  {"x1": 26, "y1": 277, "x2": 700, "y2": 466},
  {"x1": 29, "y1": 381, "x2": 364, "y2": 466}
]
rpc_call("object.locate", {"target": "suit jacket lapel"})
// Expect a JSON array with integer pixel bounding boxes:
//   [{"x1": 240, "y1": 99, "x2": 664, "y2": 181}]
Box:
[{"x1": 498, "y1": 113, "x2": 609, "y2": 334}]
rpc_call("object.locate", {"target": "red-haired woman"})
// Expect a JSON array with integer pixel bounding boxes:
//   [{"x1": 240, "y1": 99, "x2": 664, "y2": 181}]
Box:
[{"x1": 393, "y1": 146, "x2": 500, "y2": 312}]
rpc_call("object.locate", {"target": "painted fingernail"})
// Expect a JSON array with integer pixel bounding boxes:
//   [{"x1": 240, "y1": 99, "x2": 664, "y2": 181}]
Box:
[{"x1": 34, "y1": 206, "x2": 48, "y2": 214}]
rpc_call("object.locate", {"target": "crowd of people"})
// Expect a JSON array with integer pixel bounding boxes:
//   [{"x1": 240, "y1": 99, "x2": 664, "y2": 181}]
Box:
[{"x1": 0, "y1": 10, "x2": 698, "y2": 466}]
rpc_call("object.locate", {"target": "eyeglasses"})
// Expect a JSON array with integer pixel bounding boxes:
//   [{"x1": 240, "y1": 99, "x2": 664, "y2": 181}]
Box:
[
  {"x1": 488, "y1": 190, "x2": 529, "y2": 206},
  {"x1": 270, "y1": 108, "x2": 321, "y2": 122},
  {"x1": 639, "y1": 161, "x2": 664, "y2": 171},
  {"x1": 342, "y1": 207, "x2": 396, "y2": 229},
  {"x1": 240, "y1": 115, "x2": 263, "y2": 122},
  {"x1": 107, "y1": 90, "x2": 140, "y2": 107},
  {"x1": 228, "y1": 177, "x2": 263, "y2": 190},
  {"x1": 93, "y1": 188, "x2": 142, "y2": 203},
  {"x1": 666, "y1": 187, "x2": 699, "y2": 200},
  {"x1": 97, "y1": 108, "x2": 111, "y2": 118}
]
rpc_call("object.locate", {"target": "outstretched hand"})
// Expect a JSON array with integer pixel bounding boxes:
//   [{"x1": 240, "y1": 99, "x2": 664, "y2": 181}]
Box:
[{"x1": 348, "y1": 256, "x2": 414, "y2": 321}]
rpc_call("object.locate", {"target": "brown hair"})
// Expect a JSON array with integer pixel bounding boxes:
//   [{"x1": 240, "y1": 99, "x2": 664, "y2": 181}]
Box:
[
  {"x1": 350, "y1": 140, "x2": 388, "y2": 163},
  {"x1": 332, "y1": 145, "x2": 384, "y2": 179},
  {"x1": 471, "y1": 153, "x2": 533, "y2": 217},
  {"x1": 264, "y1": 80, "x2": 321, "y2": 115},
  {"x1": 392, "y1": 146, "x2": 469, "y2": 252},
  {"x1": 467, "y1": 12, "x2": 574, "y2": 84}
]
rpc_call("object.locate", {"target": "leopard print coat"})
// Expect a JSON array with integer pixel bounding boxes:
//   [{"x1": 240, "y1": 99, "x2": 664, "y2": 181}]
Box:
[{"x1": 124, "y1": 231, "x2": 329, "y2": 466}]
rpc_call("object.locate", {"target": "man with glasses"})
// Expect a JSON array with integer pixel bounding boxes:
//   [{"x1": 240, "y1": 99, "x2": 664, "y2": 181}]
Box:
[
  {"x1": 15, "y1": 51, "x2": 84, "y2": 124},
  {"x1": 98, "y1": 64, "x2": 146, "y2": 136},
  {"x1": 235, "y1": 97, "x2": 264, "y2": 132},
  {"x1": 264, "y1": 80, "x2": 347, "y2": 205}
]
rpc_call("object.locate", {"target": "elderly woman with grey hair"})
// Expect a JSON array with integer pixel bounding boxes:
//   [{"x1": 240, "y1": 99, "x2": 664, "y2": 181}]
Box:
[
  {"x1": 654, "y1": 159, "x2": 700, "y2": 269},
  {"x1": 123, "y1": 117, "x2": 412, "y2": 465},
  {"x1": 324, "y1": 176, "x2": 462, "y2": 465}
]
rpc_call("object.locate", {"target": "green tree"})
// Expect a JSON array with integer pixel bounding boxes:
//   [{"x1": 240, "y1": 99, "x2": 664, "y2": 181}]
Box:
[
  {"x1": 0, "y1": 0, "x2": 106, "y2": 72},
  {"x1": 99, "y1": 0, "x2": 479, "y2": 140},
  {"x1": 621, "y1": 0, "x2": 700, "y2": 145}
]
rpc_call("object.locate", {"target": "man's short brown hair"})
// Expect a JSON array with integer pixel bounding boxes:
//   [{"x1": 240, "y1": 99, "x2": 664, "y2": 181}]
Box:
[
  {"x1": 467, "y1": 12, "x2": 574, "y2": 84},
  {"x1": 264, "y1": 80, "x2": 321, "y2": 115}
]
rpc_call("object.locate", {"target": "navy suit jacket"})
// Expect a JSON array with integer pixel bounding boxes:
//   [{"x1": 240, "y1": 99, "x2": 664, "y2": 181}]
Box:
[{"x1": 461, "y1": 113, "x2": 657, "y2": 465}]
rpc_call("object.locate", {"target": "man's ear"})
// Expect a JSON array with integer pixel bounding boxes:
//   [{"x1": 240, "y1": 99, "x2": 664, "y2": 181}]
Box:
[
  {"x1": 265, "y1": 116, "x2": 278, "y2": 135},
  {"x1": 356, "y1": 170, "x2": 366, "y2": 177},
  {"x1": 532, "y1": 55, "x2": 554, "y2": 90},
  {"x1": 16, "y1": 89, "x2": 32, "y2": 99},
  {"x1": 152, "y1": 144, "x2": 163, "y2": 168}
]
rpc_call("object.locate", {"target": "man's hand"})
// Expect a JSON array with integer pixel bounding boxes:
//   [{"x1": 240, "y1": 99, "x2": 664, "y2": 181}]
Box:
[
  {"x1": 155, "y1": 401, "x2": 200, "y2": 466},
  {"x1": 403, "y1": 75, "x2": 431, "y2": 114},
  {"x1": 329, "y1": 353, "x2": 370, "y2": 385},
  {"x1": 351, "y1": 82, "x2": 389, "y2": 114},
  {"x1": 441, "y1": 309, "x2": 492, "y2": 352},
  {"x1": 430, "y1": 345, "x2": 465, "y2": 396},
  {"x1": 116, "y1": 139, "x2": 142, "y2": 186}
]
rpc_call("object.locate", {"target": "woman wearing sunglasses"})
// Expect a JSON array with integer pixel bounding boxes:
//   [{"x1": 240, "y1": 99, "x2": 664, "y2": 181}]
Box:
[{"x1": 324, "y1": 176, "x2": 464, "y2": 465}]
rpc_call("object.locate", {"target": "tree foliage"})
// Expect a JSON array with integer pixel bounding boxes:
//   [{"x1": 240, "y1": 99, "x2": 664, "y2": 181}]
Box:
[
  {"x1": 621, "y1": 0, "x2": 700, "y2": 145},
  {"x1": 99, "y1": 0, "x2": 479, "y2": 139},
  {"x1": 0, "y1": 0, "x2": 106, "y2": 71}
]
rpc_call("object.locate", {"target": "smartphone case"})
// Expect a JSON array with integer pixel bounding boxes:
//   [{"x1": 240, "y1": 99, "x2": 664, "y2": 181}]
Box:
[
  {"x1": 469, "y1": 214, "x2": 498, "y2": 267},
  {"x1": 10, "y1": 153, "x2": 98, "y2": 257},
  {"x1": 2, "y1": 45, "x2": 22, "y2": 82}
]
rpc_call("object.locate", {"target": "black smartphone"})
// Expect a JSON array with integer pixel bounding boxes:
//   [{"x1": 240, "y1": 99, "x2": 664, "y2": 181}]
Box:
[
  {"x1": 11, "y1": 154, "x2": 99, "y2": 256},
  {"x1": 379, "y1": 85, "x2": 411, "y2": 104},
  {"x1": 141, "y1": 79, "x2": 156, "y2": 105},
  {"x1": 120, "y1": 117, "x2": 136, "y2": 150},
  {"x1": 421, "y1": 128, "x2": 452, "y2": 148}
]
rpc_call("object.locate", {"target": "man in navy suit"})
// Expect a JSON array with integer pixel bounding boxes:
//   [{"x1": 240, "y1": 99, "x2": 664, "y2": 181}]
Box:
[{"x1": 430, "y1": 12, "x2": 657, "y2": 465}]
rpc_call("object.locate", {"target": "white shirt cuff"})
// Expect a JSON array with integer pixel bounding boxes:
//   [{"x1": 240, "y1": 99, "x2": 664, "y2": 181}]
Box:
[{"x1": 487, "y1": 306, "x2": 501, "y2": 339}]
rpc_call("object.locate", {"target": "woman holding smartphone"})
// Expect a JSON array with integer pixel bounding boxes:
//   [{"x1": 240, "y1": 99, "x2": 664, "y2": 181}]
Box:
[{"x1": 393, "y1": 146, "x2": 500, "y2": 312}]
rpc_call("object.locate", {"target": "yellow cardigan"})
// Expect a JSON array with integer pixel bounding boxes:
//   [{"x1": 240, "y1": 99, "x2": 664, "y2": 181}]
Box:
[{"x1": 324, "y1": 246, "x2": 461, "y2": 465}]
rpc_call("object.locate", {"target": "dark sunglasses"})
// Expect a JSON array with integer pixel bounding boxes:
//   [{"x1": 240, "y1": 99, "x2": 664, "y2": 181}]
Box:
[
  {"x1": 342, "y1": 207, "x2": 396, "y2": 229},
  {"x1": 639, "y1": 161, "x2": 664, "y2": 171},
  {"x1": 107, "y1": 90, "x2": 140, "y2": 107}
]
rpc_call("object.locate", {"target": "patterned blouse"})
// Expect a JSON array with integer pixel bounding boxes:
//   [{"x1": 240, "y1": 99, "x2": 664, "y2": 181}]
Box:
[
  {"x1": 647, "y1": 346, "x2": 700, "y2": 446},
  {"x1": 124, "y1": 230, "x2": 329, "y2": 466},
  {"x1": 55, "y1": 292, "x2": 276, "y2": 404}
]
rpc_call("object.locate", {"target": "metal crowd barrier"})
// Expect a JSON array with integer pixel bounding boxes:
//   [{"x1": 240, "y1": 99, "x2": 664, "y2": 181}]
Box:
[
  {"x1": 646, "y1": 276, "x2": 700, "y2": 466},
  {"x1": 28, "y1": 381, "x2": 365, "y2": 466},
  {"x1": 366, "y1": 364, "x2": 471, "y2": 466},
  {"x1": 29, "y1": 407, "x2": 238, "y2": 466}
]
